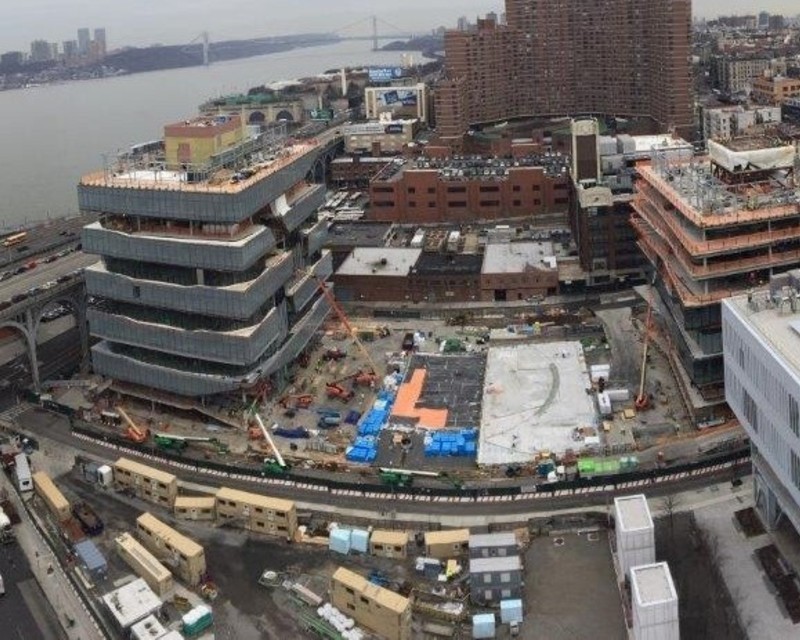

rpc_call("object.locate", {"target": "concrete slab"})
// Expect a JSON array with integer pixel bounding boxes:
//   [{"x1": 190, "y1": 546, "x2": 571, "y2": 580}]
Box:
[{"x1": 478, "y1": 343, "x2": 596, "y2": 465}]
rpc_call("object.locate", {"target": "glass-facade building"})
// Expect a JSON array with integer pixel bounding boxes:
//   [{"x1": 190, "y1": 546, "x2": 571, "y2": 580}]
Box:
[{"x1": 79, "y1": 117, "x2": 331, "y2": 399}]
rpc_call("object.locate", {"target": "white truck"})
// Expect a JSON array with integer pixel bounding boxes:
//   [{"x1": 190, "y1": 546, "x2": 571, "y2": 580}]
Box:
[
  {"x1": 13, "y1": 453, "x2": 32, "y2": 492},
  {"x1": 0, "y1": 507, "x2": 12, "y2": 544}
]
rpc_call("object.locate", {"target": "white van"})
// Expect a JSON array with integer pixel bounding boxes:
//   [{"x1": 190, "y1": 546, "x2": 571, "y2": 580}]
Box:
[
  {"x1": 0, "y1": 572, "x2": 5, "y2": 596},
  {"x1": 14, "y1": 453, "x2": 32, "y2": 492}
]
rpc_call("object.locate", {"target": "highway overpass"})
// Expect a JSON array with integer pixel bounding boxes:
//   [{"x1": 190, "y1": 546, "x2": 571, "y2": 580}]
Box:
[{"x1": 0, "y1": 251, "x2": 96, "y2": 392}]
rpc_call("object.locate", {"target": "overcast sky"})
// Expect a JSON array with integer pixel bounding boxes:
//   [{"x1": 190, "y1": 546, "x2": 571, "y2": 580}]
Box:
[{"x1": 1, "y1": 1, "x2": 798, "y2": 51}]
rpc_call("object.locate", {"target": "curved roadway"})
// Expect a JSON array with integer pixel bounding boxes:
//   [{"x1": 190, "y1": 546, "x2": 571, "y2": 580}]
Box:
[{"x1": 14, "y1": 407, "x2": 751, "y2": 526}]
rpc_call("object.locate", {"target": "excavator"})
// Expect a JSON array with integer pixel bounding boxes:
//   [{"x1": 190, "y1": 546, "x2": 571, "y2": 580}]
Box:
[
  {"x1": 325, "y1": 383, "x2": 354, "y2": 402},
  {"x1": 117, "y1": 407, "x2": 149, "y2": 444}
]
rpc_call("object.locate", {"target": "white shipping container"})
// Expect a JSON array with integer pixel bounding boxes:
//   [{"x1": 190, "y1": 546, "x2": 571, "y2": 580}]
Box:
[
  {"x1": 605, "y1": 389, "x2": 631, "y2": 402},
  {"x1": 631, "y1": 562, "x2": 679, "y2": 640},
  {"x1": 598, "y1": 392, "x2": 613, "y2": 417},
  {"x1": 614, "y1": 495, "x2": 655, "y2": 580}
]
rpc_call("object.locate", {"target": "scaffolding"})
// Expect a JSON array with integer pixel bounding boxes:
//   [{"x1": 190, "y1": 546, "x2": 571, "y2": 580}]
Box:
[{"x1": 644, "y1": 150, "x2": 800, "y2": 228}]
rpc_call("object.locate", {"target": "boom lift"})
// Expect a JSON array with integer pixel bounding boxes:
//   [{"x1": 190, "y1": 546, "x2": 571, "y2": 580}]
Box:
[
  {"x1": 117, "y1": 407, "x2": 149, "y2": 444},
  {"x1": 153, "y1": 433, "x2": 229, "y2": 454},
  {"x1": 635, "y1": 273, "x2": 658, "y2": 411},
  {"x1": 253, "y1": 413, "x2": 291, "y2": 476}
]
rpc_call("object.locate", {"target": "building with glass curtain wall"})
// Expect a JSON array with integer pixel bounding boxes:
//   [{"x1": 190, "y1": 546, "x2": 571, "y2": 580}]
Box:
[{"x1": 79, "y1": 115, "x2": 331, "y2": 400}]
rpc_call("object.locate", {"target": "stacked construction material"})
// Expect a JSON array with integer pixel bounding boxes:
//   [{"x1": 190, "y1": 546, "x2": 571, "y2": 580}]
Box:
[
  {"x1": 424, "y1": 428, "x2": 478, "y2": 457},
  {"x1": 347, "y1": 391, "x2": 396, "y2": 462},
  {"x1": 345, "y1": 437, "x2": 378, "y2": 463}
]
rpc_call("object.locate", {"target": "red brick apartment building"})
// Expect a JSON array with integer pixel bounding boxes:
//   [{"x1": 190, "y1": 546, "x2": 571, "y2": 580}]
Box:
[
  {"x1": 368, "y1": 154, "x2": 571, "y2": 223},
  {"x1": 436, "y1": 1, "x2": 693, "y2": 143}
]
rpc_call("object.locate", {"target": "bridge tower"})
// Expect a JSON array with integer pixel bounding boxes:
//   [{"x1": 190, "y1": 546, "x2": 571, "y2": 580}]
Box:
[
  {"x1": 371, "y1": 15, "x2": 378, "y2": 52},
  {"x1": 202, "y1": 31, "x2": 210, "y2": 66}
]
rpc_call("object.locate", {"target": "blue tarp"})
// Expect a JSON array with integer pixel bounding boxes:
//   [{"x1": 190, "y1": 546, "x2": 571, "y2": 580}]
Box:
[{"x1": 424, "y1": 428, "x2": 478, "y2": 457}]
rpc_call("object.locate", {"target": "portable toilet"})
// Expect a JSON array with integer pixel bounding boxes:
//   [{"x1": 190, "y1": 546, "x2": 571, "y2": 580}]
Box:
[
  {"x1": 473, "y1": 613, "x2": 496, "y2": 639},
  {"x1": 182, "y1": 604, "x2": 213, "y2": 637},
  {"x1": 97, "y1": 465, "x2": 113, "y2": 488}
]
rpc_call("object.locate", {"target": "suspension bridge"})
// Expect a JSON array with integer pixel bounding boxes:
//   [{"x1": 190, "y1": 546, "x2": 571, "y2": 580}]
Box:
[{"x1": 183, "y1": 15, "x2": 416, "y2": 66}]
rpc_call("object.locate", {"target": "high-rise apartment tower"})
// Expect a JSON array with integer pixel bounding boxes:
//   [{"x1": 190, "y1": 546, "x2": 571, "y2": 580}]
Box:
[{"x1": 436, "y1": 1, "x2": 693, "y2": 142}]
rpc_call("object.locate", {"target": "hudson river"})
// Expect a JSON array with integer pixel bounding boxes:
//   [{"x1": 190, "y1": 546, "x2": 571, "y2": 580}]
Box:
[{"x1": 0, "y1": 42, "x2": 419, "y2": 228}]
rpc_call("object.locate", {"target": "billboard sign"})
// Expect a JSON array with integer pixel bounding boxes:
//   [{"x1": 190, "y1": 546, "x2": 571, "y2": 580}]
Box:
[
  {"x1": 374, "y1": 88, "x2": 419, "y2": 108},
  {"x1": 369, "y1": 67, "x2": 404, "y2": 83},
  {"x1": 384, "y1": 124, "x2": 405, "y2": 134},
  {"x1": 310, "y1": 108, "x2": 334, "y2": 121}
]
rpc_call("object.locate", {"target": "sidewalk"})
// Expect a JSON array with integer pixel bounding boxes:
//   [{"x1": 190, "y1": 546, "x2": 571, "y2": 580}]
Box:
[{"x1": 0, "y1": 471, "x2": 105, "y2": 640}]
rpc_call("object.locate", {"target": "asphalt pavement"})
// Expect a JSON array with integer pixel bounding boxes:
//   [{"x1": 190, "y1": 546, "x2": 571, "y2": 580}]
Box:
[
  {"x1": 0, "y1": 252, "x2": 97, "y2": 304},
  {"x1": 0, "y1": 215, "x2": 94, "y2": 270},
  {"x1": 0, "y1": 541, "x2": 64, "y2": 640},
  {"x1": 10, "y1": 406, "x2": 752, "y2": 526}
]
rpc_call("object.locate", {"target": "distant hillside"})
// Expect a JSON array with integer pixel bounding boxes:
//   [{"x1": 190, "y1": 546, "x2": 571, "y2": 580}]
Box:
[
  {"x1": 105, "y1": 34, "x2": 340, "y2": 74},
  {"x1": 382, "y1": 35, "x2": 444, "y2": 53}
]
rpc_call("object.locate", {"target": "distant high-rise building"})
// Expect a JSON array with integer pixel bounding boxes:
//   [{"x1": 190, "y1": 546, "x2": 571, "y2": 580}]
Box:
[
  {"x1": 93, "y1": 28, "x2": 107, "y2": 56},
  {"x1": 436, "y1": 0, "x2": 693, "y2": 142},
  {"x1": 0, "y1": 51, "x2": 24, "y2": 68},
  {"x1": 63, "y1": 40, "x2": 79, "y2": 60},
  {"x1": 30, "y1": 39, "x2": 53, "y2": 62},
  {"x1": 758, "y1": 11, "x2": 770, "y2": 28},
  {"x1": 456, "y1": 16, "x2": 469, "y2": 32},
  {"x1": 77, "y1": 27, "x2": 91, "y2": 55},
  {"x1": 768, "y1": 14, "x2": 785, "y2": 31}
]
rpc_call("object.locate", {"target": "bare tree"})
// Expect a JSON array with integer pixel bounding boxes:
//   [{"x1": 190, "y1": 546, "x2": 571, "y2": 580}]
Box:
[{"x1": 661, "y1": 493, "x2": 682, "y2": 544}]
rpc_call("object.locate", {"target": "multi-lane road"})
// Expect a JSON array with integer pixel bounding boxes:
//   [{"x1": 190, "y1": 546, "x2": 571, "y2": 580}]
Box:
[
  {"x1": 0, "y1": 214, "x2": 94, "y2": 270},
  {"x1": 0, "y1": 252, "x2": 97, "y2": 306}
]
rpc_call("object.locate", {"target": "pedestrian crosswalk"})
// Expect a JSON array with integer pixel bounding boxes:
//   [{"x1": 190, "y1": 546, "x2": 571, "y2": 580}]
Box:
[{"x1": 0, "y1": 402, "x2": 30, "y2": 424}]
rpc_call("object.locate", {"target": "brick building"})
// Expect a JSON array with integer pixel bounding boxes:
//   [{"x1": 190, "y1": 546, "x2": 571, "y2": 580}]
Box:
[
  {"x1": 333, "y1": 247, "x2": 421, "y2": 302},
  {"x1": 408, "y1": 253, "x2": 483, "y2": 303},
  {"x1": 436, "y1": 1, "x2": 693, "y2": 143},
  {"x1": 369, "y1": 153, "x2": 571, "y2": 224},
  {"x1": 481, "y1": 242, "x2": 559, "y2": 301},
  {"x1": 333, "y1": 242, "x2": 560, "y2": 303},
  {"x1": 752, "y1": 76, "x2": 800, "y2": 105},
  {"x1": 330, "y1": 157, "x2": 393, "y2": 188}
]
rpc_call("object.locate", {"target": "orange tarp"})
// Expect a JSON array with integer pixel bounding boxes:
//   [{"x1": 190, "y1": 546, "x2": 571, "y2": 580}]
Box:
[{"x1": 391, "y1": 369, "x2": 448, "y2": 429}]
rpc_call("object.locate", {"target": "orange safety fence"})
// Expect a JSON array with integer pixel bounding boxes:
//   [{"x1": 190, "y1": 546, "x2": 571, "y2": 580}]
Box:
[{"x1": 391, "y1": 369, "x2": 448, "y2": 429}]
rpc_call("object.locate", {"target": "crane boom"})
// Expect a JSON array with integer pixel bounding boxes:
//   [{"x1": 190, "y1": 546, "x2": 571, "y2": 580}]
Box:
[
  {"x1": 313, "y1": 276, "x2": 379, "y2": 374},
  {"x1": 117, "y1": 407, "x2": 148, "y2": 443},
  {"x1": 635, "y1": 273, "x2": 658, "y2": 410},
  {"x1": 254, "y1": 413, "x2": 286, "y2": 468},
  {"x1": 153, "y1": 433, "x2": 215, "y2": 443}
]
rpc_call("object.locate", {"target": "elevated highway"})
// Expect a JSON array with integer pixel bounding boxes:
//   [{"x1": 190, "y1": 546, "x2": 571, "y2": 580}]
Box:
[{"x1": 0, "y1": 251, "x2": 95, "y2": 391}]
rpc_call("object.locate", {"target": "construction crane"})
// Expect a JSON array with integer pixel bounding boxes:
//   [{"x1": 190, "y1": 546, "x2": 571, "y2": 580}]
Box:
[
  {"x1": 312, "y1": 274, "x2": 379, "y2": 375},
  {"x1": 635, "y1": 273, "x2": 658, "y2": 411},
  {"x1": 117, "y1": 407, "x2": 149, "y2": 444}
]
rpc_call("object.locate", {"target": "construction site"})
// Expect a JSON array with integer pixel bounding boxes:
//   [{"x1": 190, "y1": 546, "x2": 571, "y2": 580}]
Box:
[
  {"x1": 45, "y1": 285, "x2": 746, "y2": 494},
  {"x1": 632, "y1": 135, "x2": 800, "y2": 426}
]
